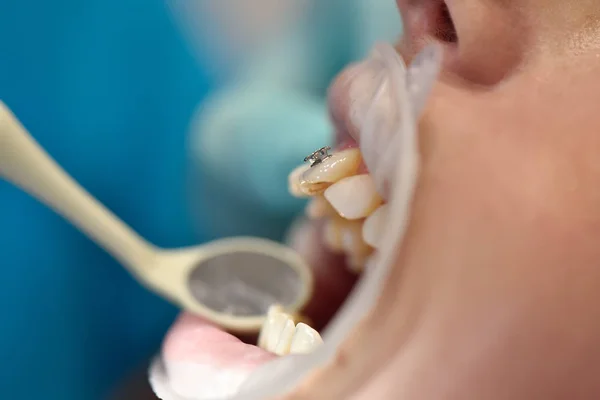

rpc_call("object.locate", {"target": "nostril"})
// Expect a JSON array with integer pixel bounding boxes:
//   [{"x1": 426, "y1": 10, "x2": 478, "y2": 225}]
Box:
[{"x1": 434, "y1": 1, "x2": 458, "y2": 43}]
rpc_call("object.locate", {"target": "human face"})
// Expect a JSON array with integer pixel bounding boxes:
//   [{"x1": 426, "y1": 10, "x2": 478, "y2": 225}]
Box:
[
  {"x1": 285, "y1": 1, "x2": 600, "y2": 398},
  {"x1": 156, "y1": 1, "x2": 600, "y2": 399}
]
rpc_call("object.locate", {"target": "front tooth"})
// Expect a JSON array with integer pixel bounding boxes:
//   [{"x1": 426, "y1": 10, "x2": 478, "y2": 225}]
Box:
[
  {"x1": 289, "y1": 149, "x2": 362, "y2": 197},
  {"x1": 267, "y1": 313, "x2": 293, "y2": 353},
  {"x1": 324, "y1": 174, "x2": 383, "y2": 220},
  {"x1": 305, "y1": 196, "x2": 337, "y2": 219},
  {"x1": 274, "y1": 319, "x2": 296, "y2": 356},
  {"x1": 288, "y1": 165, "x2": 311, "y2": 197},
  {"x1": 362, "y1": 204, "x2": 389, "y2": 248},
  {"x1": 258, "y1": 305, "x2": 284, "y2": 349},
  {"x1": 289, "y1": 323, "x2": 323, "y2": 354},
  {"x1": 259, "y1": 307, "x2": 295, "y2": 353},
  {"x1": 300, "y1": 148, "x2": 362, "y2": 186}
]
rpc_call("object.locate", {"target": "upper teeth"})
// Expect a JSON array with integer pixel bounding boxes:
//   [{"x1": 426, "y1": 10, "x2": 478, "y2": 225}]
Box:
[
  {"x1": 324, "y1": 174, "x2": 383, "y2": 220},
  {"x1": 289, "y1": 147, "x2": 387, "y2": 273},
  {"x1": 362, "y1": 204, "x2": 389, "y2": 248},
  {"x1": 288, "y1": 148, "x2": 363, "y2": 197},
  {"x1": 258, "y1": 305, "x2": 323, "y2": 356}
]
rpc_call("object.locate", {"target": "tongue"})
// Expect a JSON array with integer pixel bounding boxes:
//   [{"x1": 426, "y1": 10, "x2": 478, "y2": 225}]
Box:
[
  {"x1": 158, "y1": 313, "x2": 276, "y2": 399},
  {"x1": 163, "y1": 314, "x2": 275, "y2": 368},
  {"x1": 154, "y1": 218, "x2": 356, "y2": 399}
]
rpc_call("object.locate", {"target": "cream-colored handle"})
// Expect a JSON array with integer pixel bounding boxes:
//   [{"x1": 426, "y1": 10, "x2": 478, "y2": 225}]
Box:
[{"x1": 0, "y1": 101, "x2": 159, "y2": 280}]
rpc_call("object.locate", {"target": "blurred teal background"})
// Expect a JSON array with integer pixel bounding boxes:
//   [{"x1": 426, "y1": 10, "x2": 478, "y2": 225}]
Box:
[
  {"x1": 0, "y1": 0, "x2": 402, "y2": 398},
  {"x1": 0, "y1": 0, "x2": 213, "y2": 398}
]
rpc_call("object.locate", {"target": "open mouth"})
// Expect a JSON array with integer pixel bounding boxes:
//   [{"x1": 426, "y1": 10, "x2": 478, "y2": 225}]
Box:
[{"x1": 151, "y1": 5, "x2": 449, "y2": 400}]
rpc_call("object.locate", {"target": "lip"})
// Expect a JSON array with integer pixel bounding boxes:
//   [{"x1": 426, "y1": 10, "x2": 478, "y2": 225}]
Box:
[
  {"x1": 231, "y1": 43, "x2": 437, "y2": 400},
  {"x1": 328, "y1": 0, "x2": 458, "y2": 150},
  {"x1": 327, "y1": 62, "x2": 363, "y2": 149},
  {"x1": 237, "y1": 44, "x2": 427, "y2": 399}
]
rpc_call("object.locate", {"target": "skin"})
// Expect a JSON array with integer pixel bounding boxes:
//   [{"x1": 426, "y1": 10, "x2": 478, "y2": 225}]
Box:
[
  {"x1": 278, "y1": 0, "x2": 600, "y2": 399},
  {"x1": 152, "y1": 0, "x2": 600, "y2": 399}
]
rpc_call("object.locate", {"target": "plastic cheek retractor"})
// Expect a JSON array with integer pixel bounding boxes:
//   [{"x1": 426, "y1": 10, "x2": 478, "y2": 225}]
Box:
[
  {"x1": 360, "y1": 42, "x2": 443, "y2": 199},
  {"x1": 231, "y1": 42, "x2": 443, "y2": 400}
]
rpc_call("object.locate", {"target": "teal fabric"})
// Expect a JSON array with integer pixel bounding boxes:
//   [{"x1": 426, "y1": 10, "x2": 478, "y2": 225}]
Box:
[
  {"x1": 0, "y1": 1, "x2": 401, "y2": 399},
  {"x1": 189, "y1": 0, "x2": 402, "y2": 241},
  {"x1": 0, "y1": 1, "x2": 212, "y2": 399}
]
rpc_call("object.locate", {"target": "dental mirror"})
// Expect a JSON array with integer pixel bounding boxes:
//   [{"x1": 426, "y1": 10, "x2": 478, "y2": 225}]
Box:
[{"x1": 0, "y1": 101, "x2": 313, "y2": 333}]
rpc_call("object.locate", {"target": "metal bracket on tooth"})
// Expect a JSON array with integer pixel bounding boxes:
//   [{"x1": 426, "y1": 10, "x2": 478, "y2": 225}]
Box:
[{"x1": 304, "y1": 146, "x2": 332, "y2": 167}]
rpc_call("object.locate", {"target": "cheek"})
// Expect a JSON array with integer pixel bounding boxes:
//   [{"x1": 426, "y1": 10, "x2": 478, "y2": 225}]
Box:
[{"x1": 459, "y1": 24, "x2": 523, "y2": 83}]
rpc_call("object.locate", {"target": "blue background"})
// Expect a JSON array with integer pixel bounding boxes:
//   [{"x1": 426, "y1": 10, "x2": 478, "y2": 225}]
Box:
[
  {"x1": 0, "y1": 1, "x2": 403, "y2": 398},
  {"x1": 0, "y1": 0, "x2": 213, "y2": 398}
]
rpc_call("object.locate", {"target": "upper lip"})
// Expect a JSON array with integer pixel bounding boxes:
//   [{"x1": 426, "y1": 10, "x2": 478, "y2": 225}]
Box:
[
  {"x1": 327, "y1": 63, "x2": 362, "y2": 148},
  {"x1": 328, "y1": 0, "x2": 458, "y2": 148}
]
